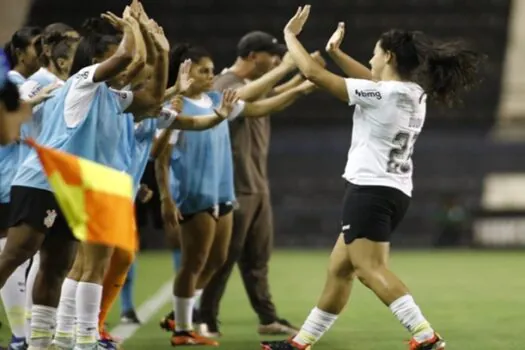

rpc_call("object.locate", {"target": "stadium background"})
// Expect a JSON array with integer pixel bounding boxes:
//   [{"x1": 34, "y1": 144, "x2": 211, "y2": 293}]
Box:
[{"x1": 1, "y1": 0, "x2": 524, "y2": 349}]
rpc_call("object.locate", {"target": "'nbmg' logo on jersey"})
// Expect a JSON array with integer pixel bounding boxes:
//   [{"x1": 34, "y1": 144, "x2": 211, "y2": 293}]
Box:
[{"x1": 355, "y1": 89, "x2": 382, "y2": 100}]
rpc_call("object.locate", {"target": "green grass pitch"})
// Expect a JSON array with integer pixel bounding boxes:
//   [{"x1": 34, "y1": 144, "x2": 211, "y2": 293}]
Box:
[{"x1": 0, "y1": 250, "x2": 523, "y2": 349}]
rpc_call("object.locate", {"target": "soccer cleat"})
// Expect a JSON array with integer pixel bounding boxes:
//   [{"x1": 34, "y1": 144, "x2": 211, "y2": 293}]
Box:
[
  {"x1": 97, "y1": 338, "x2": 120, "y2": 350},
  {"x1": 99, "y1": 329, "x2": 121, "y2": 344},
  {"x1": 260, "y1": 339, "x2": 311, "y2": 350},
  {"x1": 408, "y1": 333, "x2": 446, "y2": 350},
  {"x1": 198, "y1": 320, "x2": 221, "y2": 338},
  {"x1": 120, "y1": 309, "x2": 141, "y2": 325},
  {"x1": 7, "y1": 336, "x2": 27, "y2": 350},
  {"x1": 170, "y1": 331, "x2": 219, "y2": 346},
  {"x1": 258, "y1": 319, "x2": 299, "y2": 336},
  {"x1": 160, "y1": 311, "x2": 176, "y2": 332}
]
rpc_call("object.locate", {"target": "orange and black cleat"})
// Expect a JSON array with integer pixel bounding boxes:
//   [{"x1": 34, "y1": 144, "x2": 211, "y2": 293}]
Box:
[
  {"x1": 171, "y1": 330, "x2": 219, "y2": 346},
  {"x1": 408, "y1": 333, "x2": 446, "y2": 350},
  {"x1": 160, "y1": 311, "x2": 176, "y2": 332}
]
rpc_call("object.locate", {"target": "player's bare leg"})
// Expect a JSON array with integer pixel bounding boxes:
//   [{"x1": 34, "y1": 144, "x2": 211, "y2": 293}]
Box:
[
  {"x1": 348, "y1": 238, "x2": 445, "y2": 350},
  {"x1": 170, "y1": 213, "x2": 218, "y2": 346},
  {"x1": 262, "y1": 235, "x2": 353, "y2": 350}
]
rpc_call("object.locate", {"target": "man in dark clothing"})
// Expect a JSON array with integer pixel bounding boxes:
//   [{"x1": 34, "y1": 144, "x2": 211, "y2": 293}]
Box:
[{"x1": 199, "y1": 31, "x2": 322, "y2": 337}]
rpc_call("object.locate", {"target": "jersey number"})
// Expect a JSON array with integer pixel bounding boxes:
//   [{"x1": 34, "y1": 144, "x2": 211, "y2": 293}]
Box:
[{"x1": 387, "y1": 131, "x2": 419, "y2": 174}]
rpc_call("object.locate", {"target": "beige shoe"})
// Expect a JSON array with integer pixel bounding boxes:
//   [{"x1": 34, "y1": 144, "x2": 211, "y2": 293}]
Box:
[
  {"x1": 198, "y1": 323, "x2": 221, "y2": 338},
  {"x1": 258, "y1": 321, "x2": 298, "y2": 336}
]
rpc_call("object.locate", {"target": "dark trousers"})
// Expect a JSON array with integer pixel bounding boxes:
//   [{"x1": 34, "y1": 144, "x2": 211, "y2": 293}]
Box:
[{"x1": 200, "y1": 193, "x2": 277, "y2": 325}]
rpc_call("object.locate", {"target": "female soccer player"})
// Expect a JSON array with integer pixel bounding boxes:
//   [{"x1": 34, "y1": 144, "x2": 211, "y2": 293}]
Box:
[
  {"x1": 12, "y1": 24, "x2": 80, "y2": 345},
  {"x1": 156, "y1": 42, "x2": 315, "y2": 346},
  {"x1": 1, "y1": 8, "x2": 164, "y2": 349},
  {"x1": 0, "y1": 25, "x2": 42, "y2": 350},
  {"x1": 44, "y1": 10, "x2": 169, "y2": 350},
  {"x1": 261, "y1": 5, "x2": 483, "y2": 350}
]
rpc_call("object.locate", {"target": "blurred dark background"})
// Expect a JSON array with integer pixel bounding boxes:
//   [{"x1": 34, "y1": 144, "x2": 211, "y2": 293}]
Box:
[{"x1": 26, "y1": 0, "x2": 525, "y2": 249}]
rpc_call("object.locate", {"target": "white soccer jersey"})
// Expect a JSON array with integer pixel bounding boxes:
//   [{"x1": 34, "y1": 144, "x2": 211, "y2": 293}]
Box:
[{"x1": 342, "y1": 78, "x2": 426, "y2": 197}]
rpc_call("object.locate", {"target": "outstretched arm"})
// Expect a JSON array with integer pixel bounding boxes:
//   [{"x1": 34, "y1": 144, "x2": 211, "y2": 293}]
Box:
[
  {"x1": 325, "y1": 22, "x2": 372, "y2": 80},
  {"x1": 283, "y1": 5, "x2": 348, "y2": 102},
  {"x1": 241, "y1": 80, "x2": 315, "y2": 118}
]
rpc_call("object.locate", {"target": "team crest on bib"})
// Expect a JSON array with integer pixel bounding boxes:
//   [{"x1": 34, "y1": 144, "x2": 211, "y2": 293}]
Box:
[
  {"x1": 212, "y1": 205, "x2": 219, "y2": 219},
  {"x1": 43, "y1": 209, "x2": 57, "y2": 228}
]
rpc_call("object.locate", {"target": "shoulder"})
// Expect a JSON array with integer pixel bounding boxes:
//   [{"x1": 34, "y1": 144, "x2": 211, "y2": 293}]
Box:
[{"x1": 213, "y1": 71, "x2": 245, "y2": 91}]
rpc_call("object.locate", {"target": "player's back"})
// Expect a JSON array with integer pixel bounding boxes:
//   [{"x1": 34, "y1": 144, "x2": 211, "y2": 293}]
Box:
[{"x1": 343, "y1": 79, "x2": 426, "y2": 197}]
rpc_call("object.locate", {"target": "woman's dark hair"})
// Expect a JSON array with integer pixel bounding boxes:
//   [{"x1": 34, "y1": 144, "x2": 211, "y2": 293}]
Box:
[
  {"x1": 44, "y1": 23, "x2": 75, "y2": 35},
  {"x1": 379, "y1": 29, "x2": 485, "y2": 106},
  {"x1": 3, "y1": 26, "x2": 43, "y2": 67},
  {"x1": 167, "y1": 43, "x2": 211, "y2": 87},
  {"x1": 38, "y1": 23, "x2": 79, "y2": 71},
  {"x1": 69, "y1": 17, "x2": 121, "y2": 76}
]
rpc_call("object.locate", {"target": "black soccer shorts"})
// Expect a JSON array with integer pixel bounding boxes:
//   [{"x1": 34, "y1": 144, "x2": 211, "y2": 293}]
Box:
[{"x1": 340, "y1": 182, "x2": 410, "y2": 244}]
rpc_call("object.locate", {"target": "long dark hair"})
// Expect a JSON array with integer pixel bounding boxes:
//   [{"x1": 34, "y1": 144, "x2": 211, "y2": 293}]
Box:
[
  {"x1": 4, "y1": 26, "x2": 42, "y2": 68},
  {"x1": 37, "y1": 23, "x2": 78, "y2": 75},
  {"x1": 167, "y1": 43, "x2": 210, "y2": 87},
  {"x1": 379, "y1": 29, "x2": 484, "y2": 106},
  {"x1": 69, "y1": 18, "x2": 121, "y2": 76}
]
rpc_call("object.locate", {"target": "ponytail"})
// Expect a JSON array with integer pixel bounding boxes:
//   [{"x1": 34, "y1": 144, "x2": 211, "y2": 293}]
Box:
[
  {"x1": 418, "y1": 40, "x2": 484, "y2": 106},
  {"x1": 379, "y1": 29, "x2": 484, "y2": 107}
]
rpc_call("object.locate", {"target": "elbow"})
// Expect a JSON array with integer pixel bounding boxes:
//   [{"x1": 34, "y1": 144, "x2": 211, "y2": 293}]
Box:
[{"x1": 301, "y1": 64, "x2": 320, "y2": 82}]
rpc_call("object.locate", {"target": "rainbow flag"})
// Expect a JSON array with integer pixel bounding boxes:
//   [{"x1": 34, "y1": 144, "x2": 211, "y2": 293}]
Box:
[{"x1": 26, "y1": 139, "x2": 137, "y2": 252}]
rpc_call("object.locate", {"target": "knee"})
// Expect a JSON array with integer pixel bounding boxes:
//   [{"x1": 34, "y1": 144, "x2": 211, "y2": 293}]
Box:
[
  {"x1": 81, "y1": 251, "x2": 112, "y2": 283},
  {"x1": 208, "y1": 247, "x2": 229, "y2": 271},
  {"x1": 327, "y1": 260, "x2": 355, "y2": 282},
  {"x1": 0, "y1": 237, "x2": 38, "y2": 270},
  {"x1": 67, "y1": 253, "x2": 84, "y2": 281},
  {"x1": 182, "y1": 253, "x2": 208, "y2": 276},
  {"x1": 353, "y1": 261, "x2": 386, "y2": 288},
  {"x1": 38, "y1": 255, "x2": 72, "y2": 287}
]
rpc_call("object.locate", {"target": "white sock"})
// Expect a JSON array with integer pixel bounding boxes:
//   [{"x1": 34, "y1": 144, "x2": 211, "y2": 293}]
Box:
[
  {"x1": 173, "y1": 295, "x2": 195, "y2": 331},
  {"x1": 0, "y1": 239, "x2": 30, "y2": 339},
  {"x1": 53, "y1": 278, "x2": 78, "y2": 347},
  {"x1": 389, "y1": 294, "x2": 434, "y2": 343},
  {"x1": 25, "y1": 252, "x2": 40, "y2": 340},
  {"x1": 29, "y1": 305, "x2": 57, "y2": 348},
  {"x1": 75, "y1": 282, "x2": 102, "y2": 346},
  {"x1": 293, "y1": 307, "x2": 338, "y2": 346},
  {"x1": 193, "y1": 289, "x2": 203, "y2": 311}
]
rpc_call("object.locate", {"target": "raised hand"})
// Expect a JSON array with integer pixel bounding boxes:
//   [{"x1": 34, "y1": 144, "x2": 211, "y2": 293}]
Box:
[
  {"x1": 26, "y1": 81, "x2": 61, "y2": 106},
  {"x1": 150, "y1": 21, "x2": 170, "y2": 52},
  {"x1": 175, "y1": 59, "x2": 194, "y2": 94},
  {"x1": 101, "y1": 11, "x2": 127, "y2": 31},
  {"x1": 326, "y1": 22, "x2": 345, "y2": 53},
  {"x1": 284, "y1": 5, "x2": 311, "y2": 36},
  {"x1": 214, "y1": 89, "x2": 239, "y2": 119}
]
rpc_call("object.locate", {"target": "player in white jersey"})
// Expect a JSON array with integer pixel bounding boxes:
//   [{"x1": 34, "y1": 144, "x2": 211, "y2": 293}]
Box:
[{"x1": 262, "y1": 6, "x2": 484, "y2": 350}]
